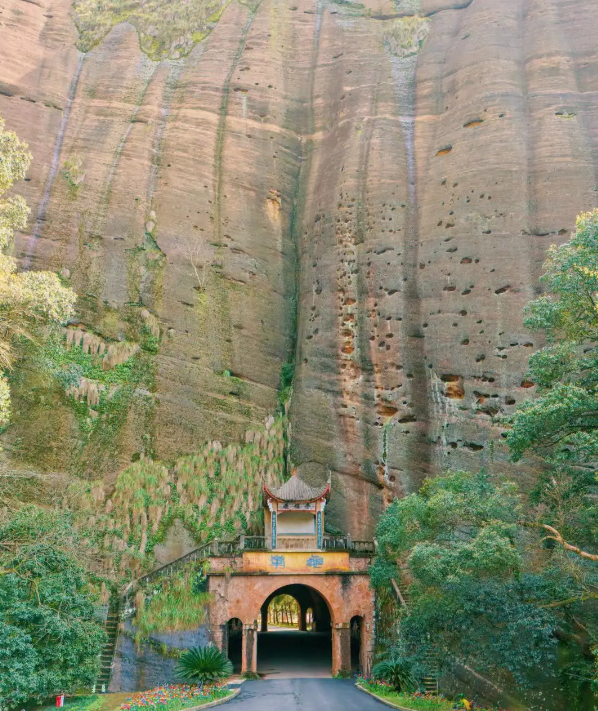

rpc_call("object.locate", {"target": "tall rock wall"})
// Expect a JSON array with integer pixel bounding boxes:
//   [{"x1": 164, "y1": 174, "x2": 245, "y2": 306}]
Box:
[{"x1": 1, "y1": 0, "x2": 598, "y2": 537}]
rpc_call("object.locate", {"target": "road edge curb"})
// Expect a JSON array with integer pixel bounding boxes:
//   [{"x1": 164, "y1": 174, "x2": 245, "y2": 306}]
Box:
[{"x1": 185, "y1": 688, "x2": 241, "y2": 711}]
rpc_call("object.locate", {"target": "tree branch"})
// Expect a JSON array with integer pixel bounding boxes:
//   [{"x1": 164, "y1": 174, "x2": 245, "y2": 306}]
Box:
[{"x1": 524, "y1": 522, "x2": 598, "y2": 562}]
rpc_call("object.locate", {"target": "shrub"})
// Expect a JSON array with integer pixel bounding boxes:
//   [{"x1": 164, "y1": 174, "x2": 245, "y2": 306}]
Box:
[
  {"x1": 373, "y1": 655, "x2": 418, "y2": 692},
  {"x1": 176, "y1": 646, "x2": 233, "y2": 690}
]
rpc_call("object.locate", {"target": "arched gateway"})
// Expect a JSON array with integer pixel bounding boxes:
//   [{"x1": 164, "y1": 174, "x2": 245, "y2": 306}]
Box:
[{"x1": 207, "y1": 471, "x2": 375, "y2": 676}]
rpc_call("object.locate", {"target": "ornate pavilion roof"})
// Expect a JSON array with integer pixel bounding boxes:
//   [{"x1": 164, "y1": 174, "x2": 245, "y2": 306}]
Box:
[{"x1": 264, "y1": 471, "x2": 330, "y2": 503}]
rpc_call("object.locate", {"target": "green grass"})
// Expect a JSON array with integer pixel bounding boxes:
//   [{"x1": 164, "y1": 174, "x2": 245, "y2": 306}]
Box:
[
  {"x1": 358, "y1": 682, "x2": 510, "y2": 711},
  {"x1": 359, "y1": 683, "x2": 455, "y2": 710},
  {"x1": 39, "y1": 694, "x2": 131, "y2": 711}
]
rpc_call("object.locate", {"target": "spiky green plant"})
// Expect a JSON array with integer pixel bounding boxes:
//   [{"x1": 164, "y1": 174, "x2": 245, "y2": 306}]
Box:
[
  {"x1": 373, "y1": 655, "x2": 419, "y2": 692},
  {"x1": 177, "y1": 646, "x2": 233, "y2": 690}
]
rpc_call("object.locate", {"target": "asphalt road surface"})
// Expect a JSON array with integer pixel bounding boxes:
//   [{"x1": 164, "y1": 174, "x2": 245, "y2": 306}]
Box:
[
  {"x1": 227, "y1": 679, "x2": 387, "y2": 710},
  {"x1": 257, "y1": 630, "x2": 332, "y2": 678}
]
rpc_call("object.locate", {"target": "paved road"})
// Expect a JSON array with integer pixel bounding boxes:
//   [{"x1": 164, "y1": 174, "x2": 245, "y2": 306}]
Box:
[
  {"x1": 227, "y1": 679, "x2": 386, "y2": 710},
  {"x1": 257, "y1": 630, "x2": 332, "y2": 678}
]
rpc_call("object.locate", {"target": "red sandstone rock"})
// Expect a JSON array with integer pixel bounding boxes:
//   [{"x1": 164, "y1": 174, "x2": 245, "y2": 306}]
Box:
[{"x1": 1, "y1": 0, "x2": 597, "y2": 537}]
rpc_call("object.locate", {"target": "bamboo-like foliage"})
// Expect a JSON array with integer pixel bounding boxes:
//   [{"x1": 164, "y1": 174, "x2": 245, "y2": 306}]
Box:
[
  {"x1": 135, "y1": 567, "x2": 211, "y2": 637},
  {"x1": 72, "y1": 415, "x2": 287, "y2": 579}
]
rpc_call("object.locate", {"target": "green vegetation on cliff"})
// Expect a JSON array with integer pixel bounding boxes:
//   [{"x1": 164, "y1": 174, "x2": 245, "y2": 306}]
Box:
[
  {"x1": 69, "y1": 413, "x2": 286, "y2": 579},
  {"x1": 134, "y1": 563, "x2": 210, "y2": 638},
  {"x1": 71, "y1": 0, "x2": 231, "y2": 59},
  {"x1": 0, "y1": 115, "x2": 77, "y2": 427}
]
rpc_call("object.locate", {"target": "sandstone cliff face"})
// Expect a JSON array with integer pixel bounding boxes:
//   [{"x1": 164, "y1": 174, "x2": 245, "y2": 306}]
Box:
[{"x1": 1, "y1": 0, "x2": 598, "y2": 537}]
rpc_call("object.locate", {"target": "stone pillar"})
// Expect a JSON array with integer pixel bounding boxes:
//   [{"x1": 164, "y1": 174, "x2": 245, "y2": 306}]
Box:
[
  {"x1": 242, "y1": 622, "x2": 258, "y2": 674},
  {"x1": 217, "y1": 623, "x2": 228, "y2": 656},
  {"x1": 260, "y1": 608, "x2": 268, "y2": 632},
  {"x1": 298, "y1": 607, "x2": 307, "y2": 631},
  {"x1": 316, "y1": 510, "x2": 323, "y2": 549},
  {"x1": 332, "y1": 623, "x2": 351, "y2": 676},
  {"x1": 362, "y1": 620, "x2": 373, "y2": 677}
]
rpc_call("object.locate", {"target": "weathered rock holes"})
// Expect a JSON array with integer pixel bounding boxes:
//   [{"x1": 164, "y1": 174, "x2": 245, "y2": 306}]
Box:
[
  {"x1": 463, "y1": 442, "x2": 484, "y2": 451},
  {"x1": 440, "y1": 374, "x2": 465, "y2": 399}
]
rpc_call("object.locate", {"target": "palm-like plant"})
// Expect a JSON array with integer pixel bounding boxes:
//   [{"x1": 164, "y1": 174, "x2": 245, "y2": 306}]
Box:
[
  {"x1": 372, "y1": 655, "x2": 418, "y2": 692},
  {"x1": 177, "y1": 645, "x2": 233, "y2": 691}
]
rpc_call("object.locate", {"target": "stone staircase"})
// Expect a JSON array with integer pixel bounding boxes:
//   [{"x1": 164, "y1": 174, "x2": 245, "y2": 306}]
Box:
[
  {"x1": 93, "y1": 596, "x2": 121, "y2": 693},
  {"x1": 391, "y1": 577, "x2": 439, "y2": 695},
  {"x1": 421, "y1": 650, "x2": 440, "y2": 695}
]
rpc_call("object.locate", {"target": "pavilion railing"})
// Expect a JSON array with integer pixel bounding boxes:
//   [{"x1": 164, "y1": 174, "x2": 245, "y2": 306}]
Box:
[
  {"x1": 323, "y1": 534, "x2": 350, "y2": 550},
  {"x1": 323, "y1": 536, "x2": 376, "y2": 555},
  {"x1": 240, "y1": 535, "x2": 267, "y2": 550},
  {"x1": 351, "y1": 540, "x2": 377, "y2": 554}
]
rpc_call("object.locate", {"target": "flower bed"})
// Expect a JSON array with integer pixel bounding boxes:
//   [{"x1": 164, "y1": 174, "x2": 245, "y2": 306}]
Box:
[
  {"x1": 120, "y1": 684, "x2": 231, "y2": 711},
  {"x1": 357, "y1": 681, "x2": 525, "y2": 711}
]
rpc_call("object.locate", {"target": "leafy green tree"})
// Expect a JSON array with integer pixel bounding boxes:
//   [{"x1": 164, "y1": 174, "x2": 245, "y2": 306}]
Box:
[
  {"x1": 503, "y1": 208, "x2": 598, "y2": 699},
  {"x1": 508, "y1": 209, "x2": 598, "y2": 464},
  {"x1": 177, "y1": 645, "x2": 233, "y2": 690},
  {"x1": 0, "y1": 114, "x2": 76, "y2": 425},
  {"x1": 0, "y1": 506, "x2": 105, "y2": 708},
  {"x1": 371, "y1": 471, "x2": 598, "y2": 694}
]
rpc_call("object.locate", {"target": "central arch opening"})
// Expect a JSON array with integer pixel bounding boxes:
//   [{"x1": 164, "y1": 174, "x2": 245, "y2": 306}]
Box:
[{"x1": 257, "y1": 584, "x2": 332, "y2": 678}]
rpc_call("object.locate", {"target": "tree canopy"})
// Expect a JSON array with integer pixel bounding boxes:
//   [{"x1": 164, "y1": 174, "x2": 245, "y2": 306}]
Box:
[
  {"x1": 0, "y1": 506, "x2": 105, "y2": 708},
  {"x1": 0, "y1": 114, "x2": 76, "y2": 426},
  {"x1": 372, "y1": 470, "x2": 598, "y2": 703},
  {"x1": 507, "y1": 210, "x2": 598, "y2": 464}
]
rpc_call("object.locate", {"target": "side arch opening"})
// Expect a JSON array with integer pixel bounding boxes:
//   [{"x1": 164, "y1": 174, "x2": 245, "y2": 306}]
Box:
[
  {"x1": 350, "y1": 615, "x2": 364, "y2": 674},
  {"x1": 226, "y1": 617, "x2": 243, "y2": 673}
]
